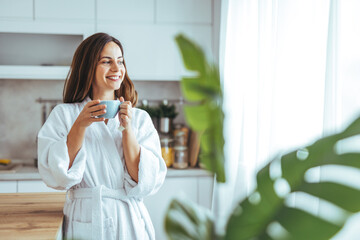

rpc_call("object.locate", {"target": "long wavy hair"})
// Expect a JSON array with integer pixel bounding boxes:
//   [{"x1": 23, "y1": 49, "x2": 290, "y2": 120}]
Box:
[{"x1": 63, "y1": 32, "x2": 138, "y2": 106}]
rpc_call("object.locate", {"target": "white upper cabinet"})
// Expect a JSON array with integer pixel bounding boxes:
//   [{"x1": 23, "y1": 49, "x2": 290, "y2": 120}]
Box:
[
  {"x1": 97, "y1": 0, "x2": 155, "y2": 23},
  {"x1": 34, "y1": 0, "x2": 95, "y2": 21},
  {"x1": 0, "y1": 0, "x2": 216, "y2": 81},
  {"x1": 156, "y1": 0, "x2": 212, "y2": 24},
  {"x1": 0, "y1": 0, "x2": 33, "y2": 19},
  {"x1": 98, "y1": 24, "x2": 212, "y2": 80}
]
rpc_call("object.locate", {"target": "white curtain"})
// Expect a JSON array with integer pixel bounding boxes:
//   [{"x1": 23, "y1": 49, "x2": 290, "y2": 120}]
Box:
[
  {"x1": 215, "y1": 0, "x2": 360, "y2": 238},
  {"x1": 214, "y1": 0, "x2": 332, "y2": 235}
]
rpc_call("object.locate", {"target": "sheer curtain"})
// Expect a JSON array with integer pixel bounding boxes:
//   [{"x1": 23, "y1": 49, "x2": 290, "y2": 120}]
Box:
[{"x1": 214, "y1": 0, "x2": 332, "y2": 234}]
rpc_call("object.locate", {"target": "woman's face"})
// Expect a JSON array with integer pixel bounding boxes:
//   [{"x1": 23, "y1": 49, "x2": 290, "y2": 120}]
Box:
[{"x1": 94, "y1": 41, "x2": 126, "y2": 94}]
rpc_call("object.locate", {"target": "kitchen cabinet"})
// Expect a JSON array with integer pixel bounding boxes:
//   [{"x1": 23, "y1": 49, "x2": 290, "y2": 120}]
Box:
[
  {"x1": 144, "y1": 172, "x2": 214, "y2": 240},
  {"x1": 0, "y1": 32, "x2": 83, "y2": 80},
  {"x1": 0, "y1": 0, "x2": 217, "y2": 81},
  {"x1": 156, "y1": 0, "x2": 212, "y2": 24},
  {"x1": 18, "y1": 180, "x2": 64, "y2": 193},
  {"x1": 97, "y1": 0, "x2": 155, "y2": 24},
  {"x1": 0, "y1": 0, "x2": 33, "y2": 19},
  {"x1": 98, "y1": 24, "x2": 213, "y2": 80},
  {"x1": 0, "y1": 166, "x2": 214, "y2": 240},
  {"x1": 0, "y1": 180, "x2": 17, "y2": 193},
  {"x1": 34, "y1": 0, "x2": 95, "y2": 22},
  {"x1": 0, "y1": 180, "x2": 64, "y2": 193}
]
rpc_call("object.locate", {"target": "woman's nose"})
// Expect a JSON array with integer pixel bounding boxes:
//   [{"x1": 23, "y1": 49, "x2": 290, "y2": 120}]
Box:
[{"x1": 111, "y1": 62, "x2": 121, "y2": 72}]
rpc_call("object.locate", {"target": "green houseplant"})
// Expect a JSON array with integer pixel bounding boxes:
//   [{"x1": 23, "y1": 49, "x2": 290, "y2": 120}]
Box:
[
  {"x1": 138, "y1": 100, "x2": 160, "y2": 129},
  {"x1": 164, "y1": 34, "x2": 360, "y2": 240},
  {"x1": 157, "y1": 101, "x2": 179, "y2": 134},
  {"x1": 158, "y1": 102, "x2": 179, "y2": 119}
]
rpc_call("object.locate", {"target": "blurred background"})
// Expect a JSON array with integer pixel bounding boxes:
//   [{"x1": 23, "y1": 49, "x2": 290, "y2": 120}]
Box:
[{"x1": 2, "y1": 0, "x2": 360, "y2": 239}]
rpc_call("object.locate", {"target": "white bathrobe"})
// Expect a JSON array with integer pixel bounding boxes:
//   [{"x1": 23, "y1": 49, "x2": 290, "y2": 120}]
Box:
[{"x1": 37, "y1": 97, "x2": 167, "y2": 240}]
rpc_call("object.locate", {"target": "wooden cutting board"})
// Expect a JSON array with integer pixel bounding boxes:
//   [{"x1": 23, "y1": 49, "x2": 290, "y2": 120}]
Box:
[{"x1": 0, "y1": 192, "x2": 66, "y2": 240}]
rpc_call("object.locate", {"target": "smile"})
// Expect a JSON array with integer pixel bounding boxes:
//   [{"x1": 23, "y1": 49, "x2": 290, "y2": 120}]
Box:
[{"x1": 106, "y1": 76, "x2": 121, "y2": 81}]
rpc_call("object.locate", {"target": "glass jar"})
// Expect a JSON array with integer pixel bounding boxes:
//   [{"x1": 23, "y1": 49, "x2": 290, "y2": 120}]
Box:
[
  {"x1": 173, "y1": 146, "x2": 188, "y2": 169},
  {"x1": 160, "y1": 135, "x2": 174, "y2": 167},
  {"x1": 173, "y1": 124, "x2": 189, "y2": 146}
]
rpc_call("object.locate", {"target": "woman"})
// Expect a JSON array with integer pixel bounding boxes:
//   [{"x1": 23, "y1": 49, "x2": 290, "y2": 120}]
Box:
[{"x1": 37, "y1": 32, "x2": 167, "y2": 240}]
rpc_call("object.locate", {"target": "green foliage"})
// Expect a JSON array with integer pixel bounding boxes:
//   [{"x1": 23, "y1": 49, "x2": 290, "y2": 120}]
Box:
[
  {"x1": 225, "y1": 117, "x2": 360, "y2": 239},
  {"x1": 165, "y1": 197, "x2": 215, "y2": 240},
  {"x1": 175, "y1": 34, "x2": 225, "y2": 183},
  {"x1": 165, "y1": 34, "x2": 360, "y2": 240},
  {"x1": 158, "y1": 103, "x2": 178, "y2": 119},
  {"x1": 138, "y1": 105, "x2": 160, "y2": 118}
]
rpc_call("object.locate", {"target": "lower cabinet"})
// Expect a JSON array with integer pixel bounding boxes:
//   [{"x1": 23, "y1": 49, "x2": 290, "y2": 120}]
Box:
[
  {"x1": 0, "y1": 180, "x2": 64, "y2": 193},
  {"x1": 0, "y1": 172, "x2": 214, "y2": 240},
  {"x1": 18, "y1": 180, "x2": 64, "y2": 193},
  {"x1": 0, "y1": 181, "x2": 17, "y2": 193},
  {"x1": 144, "y1": 175, "x2": 214, "y2": 240}
]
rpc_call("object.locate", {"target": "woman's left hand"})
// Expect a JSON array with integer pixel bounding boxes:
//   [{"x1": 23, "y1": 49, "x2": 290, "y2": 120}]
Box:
[{"x1": 118, "y1": 96, "x2": 132, "y2": 131}]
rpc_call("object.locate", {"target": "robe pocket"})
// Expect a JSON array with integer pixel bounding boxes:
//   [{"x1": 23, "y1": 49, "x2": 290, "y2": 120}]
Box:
[
  {"x1": 104, "y1": 217, "x2": 116, "y2": 240},
  {"x1": 72, "y1": 220, "x2": 92, "y2": 240}
]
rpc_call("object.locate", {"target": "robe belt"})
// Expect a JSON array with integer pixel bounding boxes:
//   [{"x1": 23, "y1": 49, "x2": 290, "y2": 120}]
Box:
[{"x1": 67, "y1": 185, "x2": 142, "y2": 240}]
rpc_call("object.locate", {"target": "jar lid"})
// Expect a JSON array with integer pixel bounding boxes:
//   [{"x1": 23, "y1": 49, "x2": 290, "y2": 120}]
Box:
[
  {"x1": 160, "y1": 138, "x2": 174, "y2": 143},
  {"x1": 174, "y1": 146, "x2": 188, "y2": 151},
  {"x1": 173, "y1": 123, "x2": 185, "y2": 129},
  {"x1": 174, "y1": 131, "x2": 185, "y2": 136}
]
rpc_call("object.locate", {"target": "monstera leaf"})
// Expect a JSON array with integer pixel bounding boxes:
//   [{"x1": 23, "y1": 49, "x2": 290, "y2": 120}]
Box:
[
  {"x1": 165, "y1": 197, "x2": 216, "y2": 240},
  {"x1": 165, "y1": 34, "x2": 360, "y2": 240},
  {"x1": 175, "y1": 34, "x2": 225, "y2": 183},
  {"x1": 225, "y1": 117, "x2": 360, "y2": 239}
]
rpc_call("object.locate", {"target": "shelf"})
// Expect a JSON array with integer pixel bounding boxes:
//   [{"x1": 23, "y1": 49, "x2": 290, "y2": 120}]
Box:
[
  {"x1": 166, "y1": 168, "x2": 213, "y2": 177},
  {"x1": 0, "y1": 65, "x2": 69, "y2": 80}
]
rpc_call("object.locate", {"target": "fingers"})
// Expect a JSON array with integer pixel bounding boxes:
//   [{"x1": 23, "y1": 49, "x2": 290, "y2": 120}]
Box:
[
  {"x1": 90, "y1": 117, "x2": 105, "y2": 122},
  {"x1": 85, "y1": 99, "x2": 107, "y2": 119},
  {"x1": 86, "y1": 99, "x2": 101, "y2": 107},
  {"x1": 119, "y1": 96, "x2": 125, "y2": 102},
  {"x1": 120, "y1": 114, "x2": 129, "y2": 121},
  {"x1": 91, "y1": 108, "x2": 107, "y2": 118},
  {"x1": 119, "y1": 102, "x2": 131, "y2": 111},
  {"x1": 89, "y1": 104, "x2": 106, "y2": 112},
  {"x1": 119, "y1": 101, "x2": 132, "y2": 118}
]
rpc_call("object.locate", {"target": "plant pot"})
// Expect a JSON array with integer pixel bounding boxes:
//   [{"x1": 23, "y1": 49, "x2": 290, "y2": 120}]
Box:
[{"x1": 160, "y1": 117, "x2": 172, "y2": 134}]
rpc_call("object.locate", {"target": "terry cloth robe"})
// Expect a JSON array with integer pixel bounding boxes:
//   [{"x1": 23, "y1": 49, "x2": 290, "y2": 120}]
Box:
[{"x1": 37, "y1": 97, "x2": 167, "y2": 240}]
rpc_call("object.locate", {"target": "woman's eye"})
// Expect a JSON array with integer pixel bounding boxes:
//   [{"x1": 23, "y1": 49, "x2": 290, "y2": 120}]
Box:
[
  {"x1": 118, "y1": 61, "x2": 124, "y2": 65},
  {"x1": 103, "y1": 61, "x2": 111, "y2": 64}
]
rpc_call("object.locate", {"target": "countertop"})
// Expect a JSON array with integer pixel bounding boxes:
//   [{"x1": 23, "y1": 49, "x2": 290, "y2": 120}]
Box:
[
  {"x1": 0, "y1": 192, "x2": 65, "y2": 240},
  {"x1": 0, "y1": 163, "x2": 213, "y2": 181}
]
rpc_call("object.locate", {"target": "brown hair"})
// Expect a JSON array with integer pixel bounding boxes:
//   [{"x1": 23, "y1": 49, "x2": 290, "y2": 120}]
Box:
[{"x1": 63, "y1": 32, "x2": 138, "y2": 106}]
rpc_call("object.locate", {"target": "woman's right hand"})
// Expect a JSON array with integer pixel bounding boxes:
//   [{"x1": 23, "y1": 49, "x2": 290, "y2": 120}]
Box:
[{"x1": 74, "y1": 99, "x2": 106, "y2": 128}]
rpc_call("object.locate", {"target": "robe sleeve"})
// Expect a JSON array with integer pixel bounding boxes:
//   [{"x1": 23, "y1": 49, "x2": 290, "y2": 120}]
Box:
[
  {"x1": 125, "y1": 110, "x2": 167, "y2": 198},
  {"x1": 37, "y1": 104, "x2": 87, "y2": 190}
]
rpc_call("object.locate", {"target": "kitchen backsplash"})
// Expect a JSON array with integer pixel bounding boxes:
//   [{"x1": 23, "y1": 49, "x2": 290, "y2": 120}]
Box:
[{"x1": 0, "y1": 79, "x2": 184, "y2": 162}]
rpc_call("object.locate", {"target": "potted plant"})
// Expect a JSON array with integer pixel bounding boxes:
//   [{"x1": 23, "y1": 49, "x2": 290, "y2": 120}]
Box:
[
  {"x1": 158, "y1": 100, "x2": 178, "y2": 134},
  {"x1": 164, "y1": 34, "x2": 360, "y2": 240},
  {"x1": 138, "y1": 99, "x2": 160, "y2": 129}
]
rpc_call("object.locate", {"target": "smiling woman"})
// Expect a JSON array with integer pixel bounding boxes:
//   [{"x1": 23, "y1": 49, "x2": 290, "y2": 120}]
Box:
[
  {"x1": 37, "y1": 32, "x2": 167, "y2": 240},
  {"x1": 63, "y1": 33, "x2": 137, "y2": 104}
]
